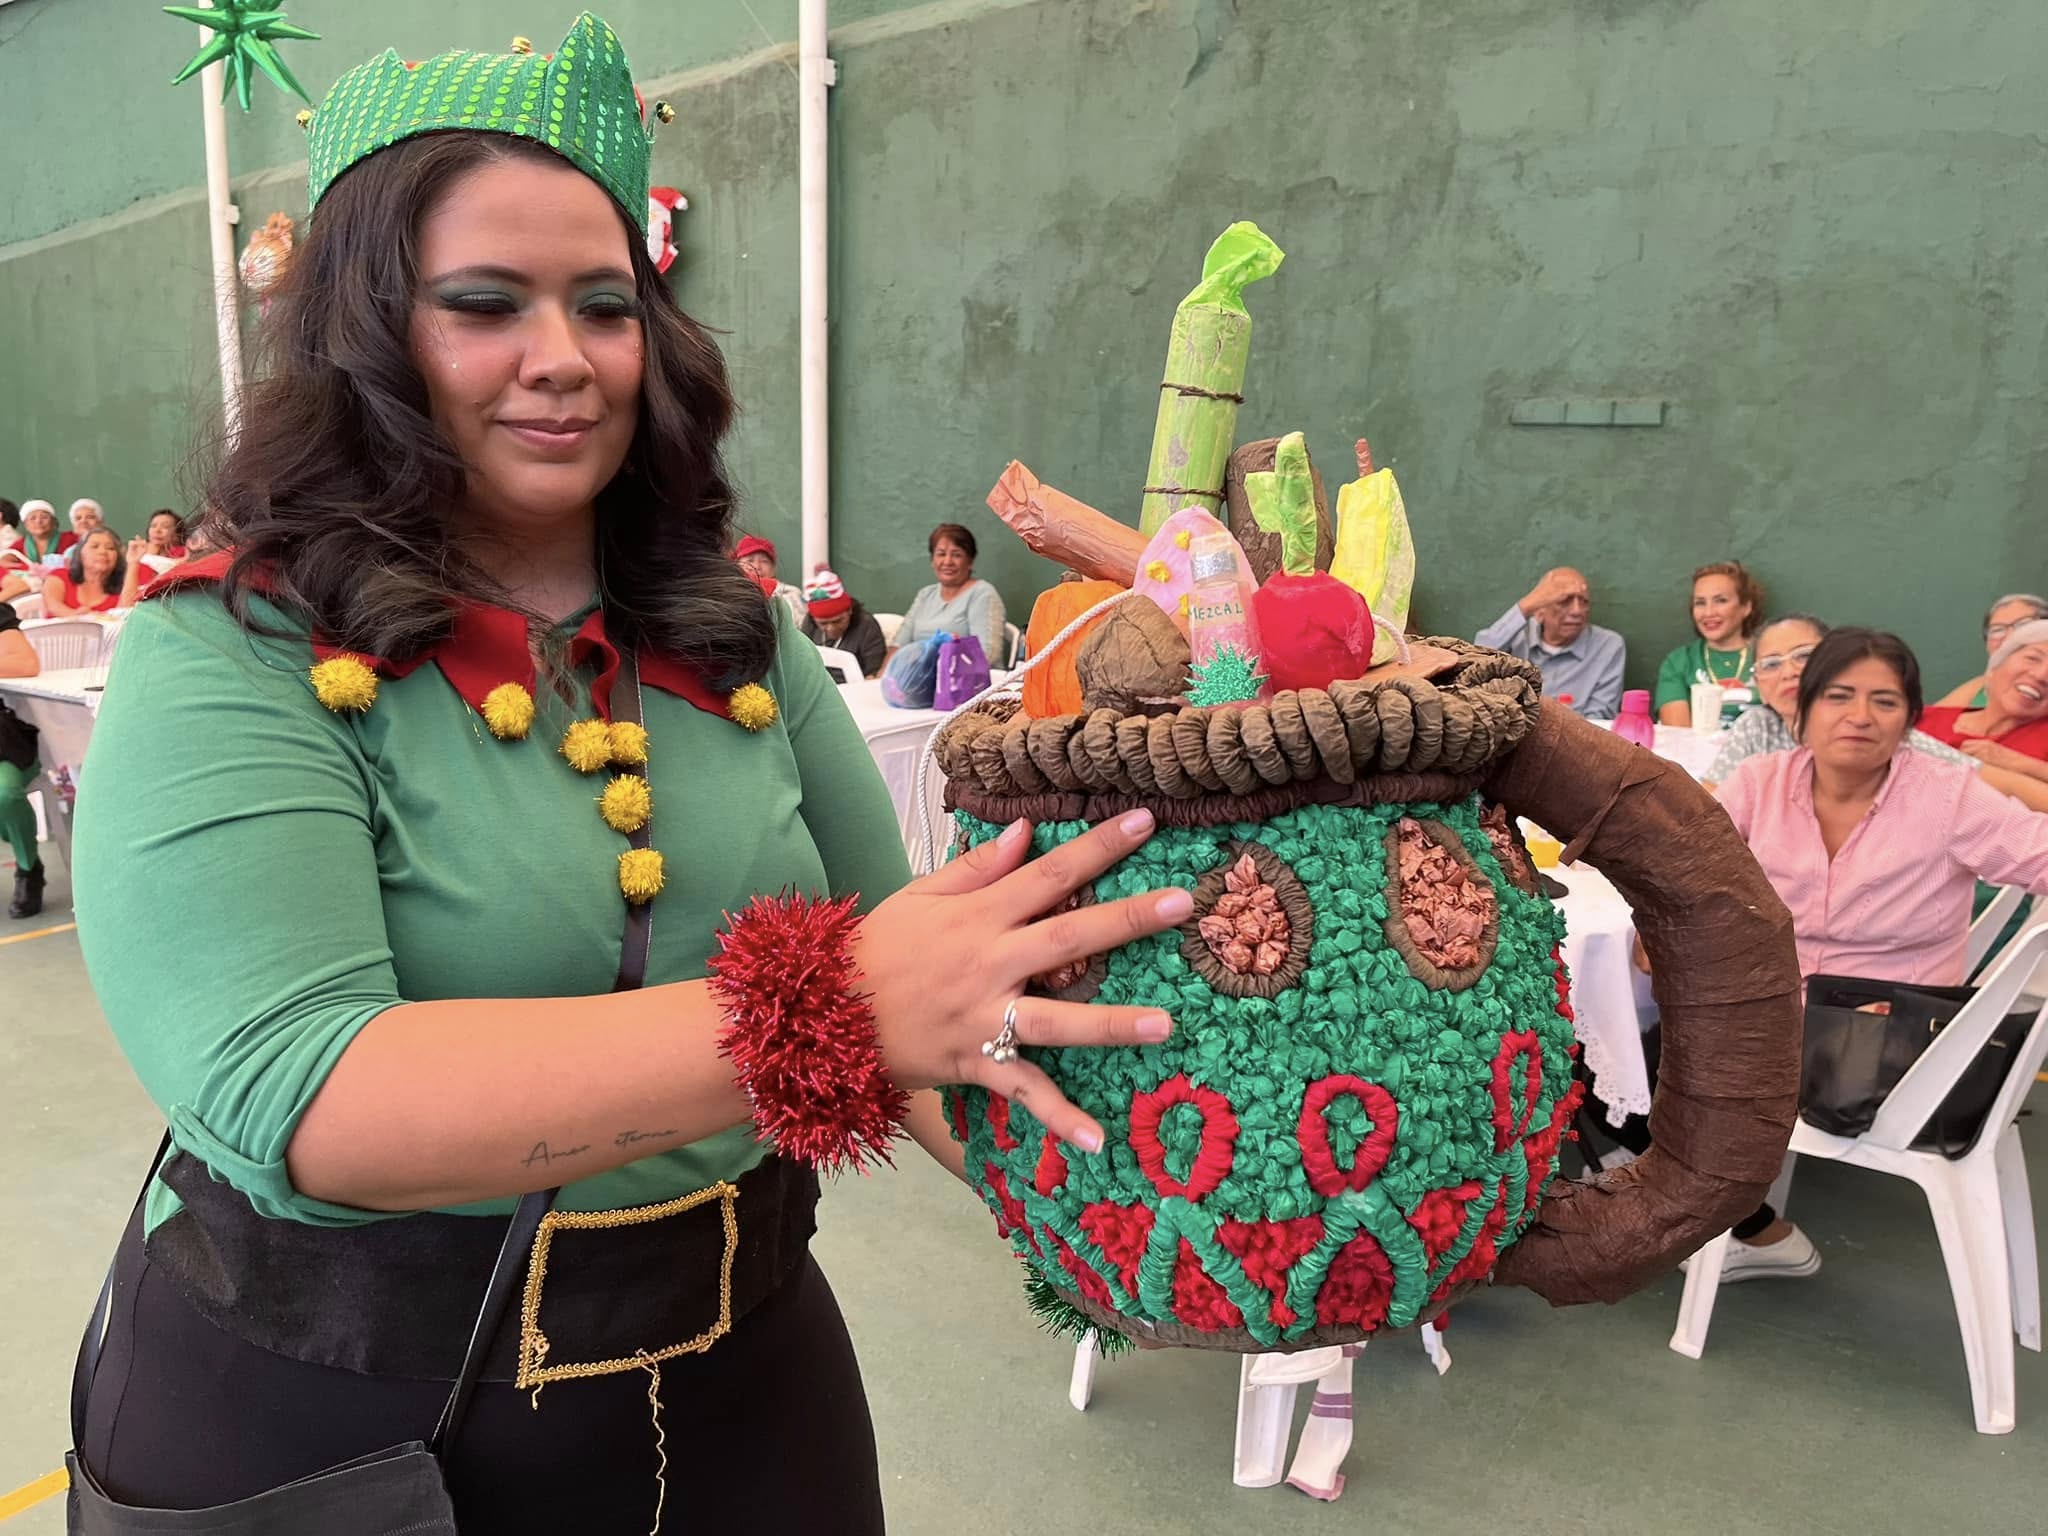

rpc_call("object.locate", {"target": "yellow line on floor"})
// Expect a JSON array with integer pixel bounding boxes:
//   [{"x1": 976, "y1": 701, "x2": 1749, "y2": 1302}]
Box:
[
  {"x1": 0, "y1": 921, "x2": 76, "y2": 947},
  {"x1": 0, "y1": 1467, "x2": 67, "y2": 1522}
]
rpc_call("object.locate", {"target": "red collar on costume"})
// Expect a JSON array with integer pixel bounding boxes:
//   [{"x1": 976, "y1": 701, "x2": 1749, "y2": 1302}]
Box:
[{"x1": 147, "y1": 550, "x2": 734, "y2": 724}]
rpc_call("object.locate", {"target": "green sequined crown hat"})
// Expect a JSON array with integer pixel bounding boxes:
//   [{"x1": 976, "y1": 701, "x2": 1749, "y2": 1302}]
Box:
[{"x1": 301, "y1": 12, "x2": 670, "y2": 230}]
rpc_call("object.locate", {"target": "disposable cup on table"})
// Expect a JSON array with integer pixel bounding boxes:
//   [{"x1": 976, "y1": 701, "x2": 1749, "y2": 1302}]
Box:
[{"x1": 1690, "y1": 681, "x2": 1723, "y2": 737}]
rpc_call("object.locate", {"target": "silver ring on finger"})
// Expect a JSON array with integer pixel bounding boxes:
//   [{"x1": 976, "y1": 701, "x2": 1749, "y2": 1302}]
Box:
[{"x1": 980, "y1": 999, "x2": 1022, "y2": 1065}]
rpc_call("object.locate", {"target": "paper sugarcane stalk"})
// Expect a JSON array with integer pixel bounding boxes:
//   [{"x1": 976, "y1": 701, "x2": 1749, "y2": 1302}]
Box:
[
  {"x1": 987, "y1": 460, "x2": 1148, "y2": 585},
  {"x1": 1137, "y1": 222, "x2": 1285, "y2": 537}
]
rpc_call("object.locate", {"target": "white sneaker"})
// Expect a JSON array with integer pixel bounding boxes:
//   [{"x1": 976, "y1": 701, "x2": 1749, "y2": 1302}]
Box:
[{"x1": 1713, "y1": 1226, "x2": 1822, "y2": 1284}]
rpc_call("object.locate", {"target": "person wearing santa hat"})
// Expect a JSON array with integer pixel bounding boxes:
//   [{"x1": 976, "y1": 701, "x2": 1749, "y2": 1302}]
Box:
[
  {"x1": 799, "y1": 568, "x2": 887, "y2": 679},
  {"x1": 733, "y1": 533, "x2": 804, "y2": 623}
]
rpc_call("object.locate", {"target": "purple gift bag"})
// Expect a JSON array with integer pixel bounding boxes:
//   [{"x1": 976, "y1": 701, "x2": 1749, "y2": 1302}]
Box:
[{"x1": 933, "y1": 634, "x2": 992, "y2": 711}]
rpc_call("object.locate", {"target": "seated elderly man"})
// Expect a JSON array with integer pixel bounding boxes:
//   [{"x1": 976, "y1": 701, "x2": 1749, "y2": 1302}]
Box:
[{"x1": 1475, "y1": 566, "x2": 1625, "y2": 718}]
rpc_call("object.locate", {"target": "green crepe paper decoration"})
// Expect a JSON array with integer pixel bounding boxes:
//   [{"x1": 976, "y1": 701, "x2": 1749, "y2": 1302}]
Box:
[
  {"x1": 1182, "y1": 220, "x2": 1287, "y2": 315},
  {"x1": 302, "y1": 13, "x2": 655, "y2": 230},
  {"x1": 1245, "y1": 430, "x2": 1319, "y2": 577},
  {"x1": 166, "y1": 2, "x2": 320, "y2": 111},
  {"x1": 1184, "y1": 643, "x2": 1269, "y2": 707},
  {"x1": 942, "y1": 802, "x2": 1575, "y2": 1348},
  {"x1": 1024, "y1": 1270, "x2": 1137, "y2": 1358},
  {"x1": 1138, "y1": 222, "x2": 1286, "y2": 536}
]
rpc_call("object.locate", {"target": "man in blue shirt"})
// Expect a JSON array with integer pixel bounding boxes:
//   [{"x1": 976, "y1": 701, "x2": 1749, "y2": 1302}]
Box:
[{"x1": 1475, "y1": 566, "x2": 1626, "y2": 718}]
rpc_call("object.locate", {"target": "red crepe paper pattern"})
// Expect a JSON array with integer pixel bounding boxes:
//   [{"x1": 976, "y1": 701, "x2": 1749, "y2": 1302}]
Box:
[
  {"x1": 1035, "y1": 1138, "x2": 1069, "y2": 1198},
  {"x1": 1129, "y1": 1076, "x2": 1239, "y2": 1202},
  {"x1": 1315, "y1": 1232, "x2": 1396, "y2": 1330},
  {"x1": 1171, "y1": 1239, "x2": 1244, "y2": 1331},
  {"x1": 987, "y1": 1094, "x2": 1021, "y2": 1153},
  {"x1": 1052, "y1": 1231, "x2": 1115, "y2": 1306},
  {"x1": 1297, "y1": 1075, "x2": 1399, "y2": 1197},
  {"x1": 1409, "y1": 1180, "x2": 1482, "y2": 1267},
  {"x1": 1489, "y1": 1029, "x2": 1544, "y2": 1151},
  {"x1": 1432, "y1": 1180, "x2": 1512, "y2": 1300},
  {"x1": 1078, "y1": 1201, "x2": 1156, "y2": 1295},
  {"x1": 709, "y1": 892, "x2": 909, "y2": 1174},
  {"x1": 1219, "y1": 1217, "x2": 1326, "y2": 1327}
]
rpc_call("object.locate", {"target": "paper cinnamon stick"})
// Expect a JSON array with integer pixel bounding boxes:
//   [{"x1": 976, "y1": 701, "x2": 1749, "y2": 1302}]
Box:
[{"x1": 986, "y1": 461, "x2": 1147, "y2": 586}]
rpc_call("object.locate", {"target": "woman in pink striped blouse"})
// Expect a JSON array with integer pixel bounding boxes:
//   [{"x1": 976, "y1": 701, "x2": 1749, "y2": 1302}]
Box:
[{"x1": 1709, "y1": 629, "x2": 2048, "y2": 1281}]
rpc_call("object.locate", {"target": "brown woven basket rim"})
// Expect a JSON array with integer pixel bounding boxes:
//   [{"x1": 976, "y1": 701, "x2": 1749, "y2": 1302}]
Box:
[
  {"x1": 936, "y1": 636, "x2": 1541, "y2": 801},
  {"x1": 947, "y1": 772, "x2": 1484, "y2": 830}
]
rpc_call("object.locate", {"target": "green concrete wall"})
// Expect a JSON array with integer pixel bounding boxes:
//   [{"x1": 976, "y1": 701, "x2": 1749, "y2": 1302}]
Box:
[{"x1": 4, "y1": 0, "x2": 2044, "y2": 693}]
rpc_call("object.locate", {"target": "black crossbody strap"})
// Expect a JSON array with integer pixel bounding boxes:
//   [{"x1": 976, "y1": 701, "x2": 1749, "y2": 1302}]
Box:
[{"x1": 70, "y1": 1131, "x2": 171, "y2": 1447}]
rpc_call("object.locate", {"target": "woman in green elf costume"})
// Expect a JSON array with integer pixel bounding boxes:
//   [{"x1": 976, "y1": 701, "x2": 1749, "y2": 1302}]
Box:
[{"x1": 68, "y1": 16, "x2": 1186, "y2": 1530}]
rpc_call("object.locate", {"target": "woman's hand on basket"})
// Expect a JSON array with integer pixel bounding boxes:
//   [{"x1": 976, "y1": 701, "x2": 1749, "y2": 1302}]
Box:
[{"x1": 855, "y1": 810, "x2": 1187, "y2": 1151}]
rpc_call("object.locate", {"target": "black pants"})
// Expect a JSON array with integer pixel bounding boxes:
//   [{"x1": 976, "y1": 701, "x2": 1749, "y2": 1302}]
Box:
[{"x1": 77, "y1": 1219, "x2": 885, "y2": 1533}]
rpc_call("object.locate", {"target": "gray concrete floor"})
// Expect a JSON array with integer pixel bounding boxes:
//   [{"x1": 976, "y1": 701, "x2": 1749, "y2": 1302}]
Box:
[{"x1": 5, "y1": 858, "x2": 2047, "y2": 1533}]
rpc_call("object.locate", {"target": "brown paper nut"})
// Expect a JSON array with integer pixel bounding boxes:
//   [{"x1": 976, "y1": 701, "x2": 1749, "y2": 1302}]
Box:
[
  {"x1": 1179, "y1": 842, "x2": 1315, "y2": 999},
  {"x1": 1077, "y1": 600, "x2": 1191, "y2": 716}
]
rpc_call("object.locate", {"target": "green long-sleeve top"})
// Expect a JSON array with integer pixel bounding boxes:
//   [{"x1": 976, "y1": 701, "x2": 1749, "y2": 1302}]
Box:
[{"x1": 73, "y1": 587, "x2": 912, "y2": 1233}]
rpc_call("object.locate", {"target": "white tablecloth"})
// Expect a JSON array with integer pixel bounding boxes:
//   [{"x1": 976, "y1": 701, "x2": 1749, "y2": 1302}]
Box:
[
  {"x1": 838, "y1": 678, "x2": 967, "y2": 863},
  {"x1": 0, "y1": 665, "x2": 104, "y2": 777},
  {"x1": 1547, "y1": 859, "x2": 1656, "y2": 1125}
]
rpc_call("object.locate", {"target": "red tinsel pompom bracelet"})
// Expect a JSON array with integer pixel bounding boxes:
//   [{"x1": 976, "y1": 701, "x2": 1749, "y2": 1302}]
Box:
[{"x1": 707, "y1": 891, "x2": 911, "y2": 1174}]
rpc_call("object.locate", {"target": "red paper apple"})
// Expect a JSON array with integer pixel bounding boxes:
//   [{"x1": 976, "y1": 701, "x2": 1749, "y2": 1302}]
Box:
[{"x1": 1246, "y1": 432, "x2": 1378, "y2": 691}]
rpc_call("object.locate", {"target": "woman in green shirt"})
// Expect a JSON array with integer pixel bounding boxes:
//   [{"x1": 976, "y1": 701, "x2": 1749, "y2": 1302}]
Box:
[
  {"x1": 1654, "y1": 560, "x2": 1765, "y2": 726},
  {"x1": 68, "y1": 18, "x2": 1182, "y2": 1530}
]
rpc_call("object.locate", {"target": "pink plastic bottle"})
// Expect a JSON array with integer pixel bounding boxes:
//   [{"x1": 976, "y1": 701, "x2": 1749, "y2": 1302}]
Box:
[
  {"x1": 1186, "y1": 532, "x2": 1270, "y2": 698},
  {"x1": 1613, "y1": 688, "x2": 1656, "y2": 749}
]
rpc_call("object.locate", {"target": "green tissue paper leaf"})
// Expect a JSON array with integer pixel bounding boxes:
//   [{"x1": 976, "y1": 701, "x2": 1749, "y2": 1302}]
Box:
[
  {"x1": 1245, "y1": 431, "x2": 1319, "y2": 575},
  {"x1": 1181, "y1": 221, "x2": 1285, "y2": 314}
]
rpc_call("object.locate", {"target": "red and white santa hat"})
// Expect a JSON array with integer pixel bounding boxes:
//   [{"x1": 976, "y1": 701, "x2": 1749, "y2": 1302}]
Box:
[{"x1": 805, "y1": 569, "x2": 852, "y2": 620}]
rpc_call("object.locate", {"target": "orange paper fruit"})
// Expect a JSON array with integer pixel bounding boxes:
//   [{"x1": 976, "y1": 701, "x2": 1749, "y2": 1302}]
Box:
[{"x1": 1023, "y1": 579, "x2": 1126, "y2": 717}]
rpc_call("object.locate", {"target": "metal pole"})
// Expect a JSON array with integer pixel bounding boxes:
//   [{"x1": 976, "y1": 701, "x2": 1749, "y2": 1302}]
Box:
[
  {"x1": 196, "y1": 3, "x2": 245, "y2": 441},
  {"x1": 797, "y1": 0, "x2": 833, "y2": 577}
]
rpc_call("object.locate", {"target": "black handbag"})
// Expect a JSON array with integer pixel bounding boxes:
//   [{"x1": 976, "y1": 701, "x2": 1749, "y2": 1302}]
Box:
[
  {"x1": 65, "y1": 654, "x2": 657, "y2": 1533},
  {"x1": 1800, "y1": 974, "x2": 2034, "y2": 1158}
]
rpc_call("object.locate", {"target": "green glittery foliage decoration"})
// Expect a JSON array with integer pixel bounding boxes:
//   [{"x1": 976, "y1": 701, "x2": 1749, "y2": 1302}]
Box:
[
  {"x1": 166, "y1": 2, "x2": 321, "y2": 112},
  {"x1": 1023, "y1": 1270, "x2": 1137, "y2": 1358},
  {"x1": 1184, "y1": 643, "x2": 1269, "y2": 706},
  {"x1": 299, "y1": 12, "x2": 659, "y2": 230}
]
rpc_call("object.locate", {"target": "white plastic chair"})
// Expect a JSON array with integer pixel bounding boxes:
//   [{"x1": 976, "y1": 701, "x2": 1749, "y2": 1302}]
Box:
[
  {"x1": 1068, "y1": 1328, "x2": 1450, "y2": 1495},
  {"x1": 6, "y1": 590, "x2": 44, "y2": 621},
  {"x1": 1670, "y1": 922, "x2": 2048, "y2": 1433},
  {"x1": 1002, "y1": 621, "x2": 1023, "y2": 669},
  {"x1": 872, "y1": 612, "x2": 904, "y2": 647},
  {"x1": 813, "y1": 645, "x2": 862, "y2": 684},
  {"x1": 24, "y1": 618, "x2": 107, "y2": 670},
  {"x1": 1968, "y1": 885, "x2": 2028, "y2": 980}
]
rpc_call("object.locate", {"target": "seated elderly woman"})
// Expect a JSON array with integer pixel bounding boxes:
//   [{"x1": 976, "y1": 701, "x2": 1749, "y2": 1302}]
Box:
[
  {"x1": 1708, "y1": 628, "x2": 2048, "y2": 1281},
  {"x1": 1916, "y1": 619, "x2": 2048, "y2": 787},
  {"x1": 0, "y1": 600, "x2": 44, "y2": 918},
  {"x1": 1704, "y1": 614, "x2": 2048, "y2": 811},
  {"x1": 1935, "y1": 594, "x2": 2048, "y2": 709},
  {"x1": 889, "y1": 522, "x2": 1006, "y2": 664},
  {"x1": 17, "y1": 500, "x2": 74, "y2": 566}
]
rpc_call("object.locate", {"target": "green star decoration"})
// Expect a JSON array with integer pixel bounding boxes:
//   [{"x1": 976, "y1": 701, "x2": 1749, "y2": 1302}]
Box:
[
  {"x1": 166, "y1": 2, "x2": 321, "y2": 112},
  {"x1": 1185, "y1": 644, "x2": 1269, "y2": 707}
]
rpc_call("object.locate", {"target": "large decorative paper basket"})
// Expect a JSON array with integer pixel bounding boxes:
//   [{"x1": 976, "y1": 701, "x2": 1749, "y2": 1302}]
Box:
[{"x1": 935, "y1": 639, "x2": 1596, "y2": 1351}]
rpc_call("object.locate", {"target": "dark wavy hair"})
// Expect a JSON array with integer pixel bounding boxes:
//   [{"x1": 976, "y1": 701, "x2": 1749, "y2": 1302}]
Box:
[
  {"x1": 67, "y1": 529, "x2": 126, "y2": 593},
  {"x1": 199, "y1": 132, "x2": 775, "y2": 687},
  {"x1": 1794, "y1": 627, "x2": 1923, "y2": 738}
]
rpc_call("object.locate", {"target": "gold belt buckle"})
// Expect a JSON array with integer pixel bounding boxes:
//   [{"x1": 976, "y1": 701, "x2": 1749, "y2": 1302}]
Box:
[{"x1": 515, "y1": 1180, "x2": 741, "y2": 1391}]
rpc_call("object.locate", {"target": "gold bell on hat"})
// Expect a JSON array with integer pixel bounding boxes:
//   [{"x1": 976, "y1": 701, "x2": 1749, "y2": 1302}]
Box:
[
  {"x1": 296, "y1": 108, "x2": 313, "y2": 129},
  {"x1": 510, "y1": 36, "x2": 534, "y2": 55},
  {"x1": 654, "y1": 100, "x2": 676, "y2": 124}
]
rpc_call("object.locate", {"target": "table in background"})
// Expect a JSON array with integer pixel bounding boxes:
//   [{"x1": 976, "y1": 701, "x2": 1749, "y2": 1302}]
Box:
[
  {"x1": 0, "y1": 666, "x2": 103, "y2": 777},
  {"x1": 1546, "y1": 858, "x2": 1656, "y2": 1124},
  {"x1": 837, "y1": 678, "x2": 965, "y2": 860}
]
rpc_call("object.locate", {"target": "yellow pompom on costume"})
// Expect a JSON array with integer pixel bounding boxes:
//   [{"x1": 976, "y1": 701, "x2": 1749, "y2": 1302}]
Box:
[
  {"x1": 598, "y1": 775, "x2": 653, "y2": 834},
  {"x1": 560, "y1": 719, "x2": 613, "y2": 773},
  {"x1": 617, "y1": 847, "x2": 666, "y2": 904},
  {"x1": 728, "y1": 683, "x2": 778, "y2": 733},
  {"x1": 309, "y1": 655, "x2": 378, "y2": 713},
  {"x1": 482, "y1": 682, "x2": 536, "y2": 740}
]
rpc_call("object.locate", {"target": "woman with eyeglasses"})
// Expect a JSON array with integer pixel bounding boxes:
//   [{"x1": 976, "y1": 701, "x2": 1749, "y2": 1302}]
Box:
[
  {"x1": 1932, "y1": 594, "x2": 2048, "y2": 711},
  {"x1": 1702, "y1": 615, "x2": 1975, "y2": 789}
]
